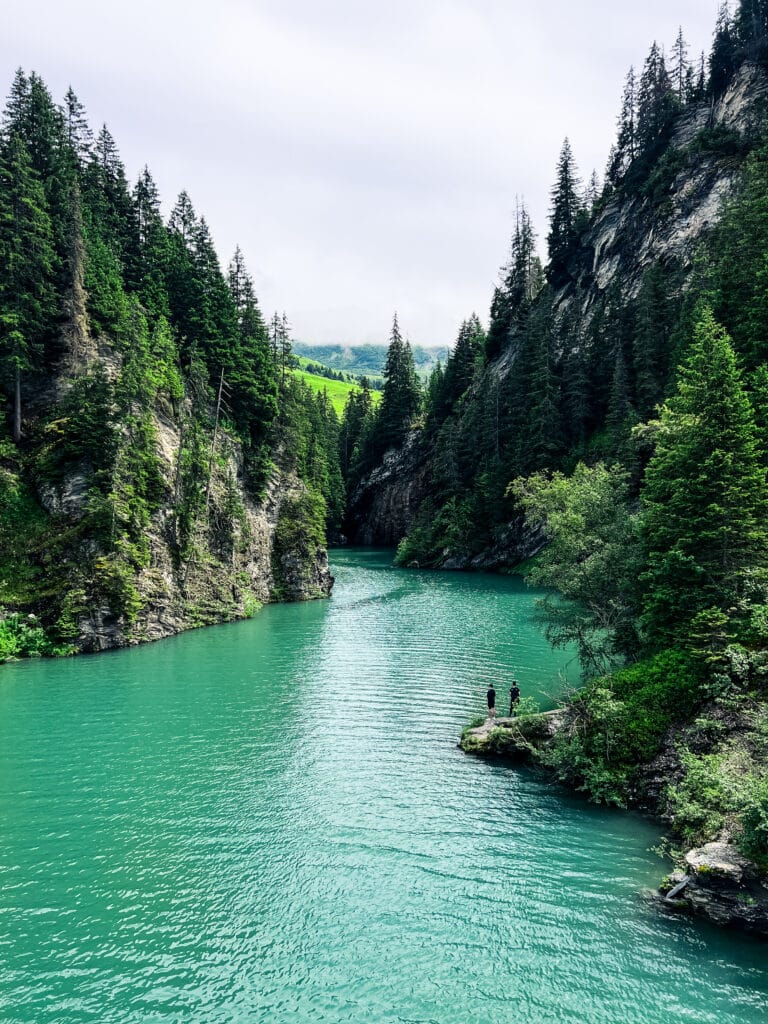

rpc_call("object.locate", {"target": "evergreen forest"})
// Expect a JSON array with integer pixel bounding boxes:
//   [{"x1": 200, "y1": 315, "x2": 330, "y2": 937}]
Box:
[{"x1": 0, "y1": 69, "x2": 344, "y2": 656}]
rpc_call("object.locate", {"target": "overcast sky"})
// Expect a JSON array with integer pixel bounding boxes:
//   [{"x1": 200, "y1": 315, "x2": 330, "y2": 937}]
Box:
[{"x1": 3, "y1": 1, "x2": 721, "y2": 347}]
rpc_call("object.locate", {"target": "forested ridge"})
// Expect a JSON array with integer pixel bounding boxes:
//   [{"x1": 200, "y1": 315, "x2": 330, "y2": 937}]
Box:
[
  {"x1": 340, "y1": 1, "x2": 768, "y2": 879},
  {"x1": 0, "y1": 69, "x2": 343, "y2": 656}
]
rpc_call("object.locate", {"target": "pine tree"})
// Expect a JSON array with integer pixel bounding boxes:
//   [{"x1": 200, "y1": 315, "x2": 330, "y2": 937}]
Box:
[
  {"x1": 279, "y1": 312, "x2": 292, "y2": 388},
  {"x1": 226, "y1": 247, "x2": 278, "y2": 445},
  {"x1": 524, "y1": 304, "x2": 564, "y2": 469},
  {"x1": 696, "y1": 51, "x2": 707, "y2": 101},
  {"x1": 633, "y1": 263, "x2": 673, "y2": 416},
  {"x1": 735, "y1": 0, "x2": 768, "y2": 55},
  {"x1": 709, "y1": 146, "x2": 768, "y2": 363},
  {"x1": 168, "y1": 190, "x2": 197, "y2": 243},
  {"x1": 62, "y1": 86, "x2": 92, "y2": 163},
  {"x1": 339, "y1": 378, "x2": 374, "y2": 479},
  {"x1": 189, "y1": 216, "x2": 239, "y2": 376},
  {"x1": 749, "y1": 363, "x2": 768, "y2": 465},
  {"x1": 60, "y1": 182, "x2": 92, "y2": 368},
  {"x1": 585, "y1": 170, "x2": 600, "y2": 211},
  {"x1": 3, "y1": 69, "x2": 29, "y2": 133},
  {"x1": 376, "y1": 314, "x2": 422, "y2": 453},
  {"x1": 486, "y1": 200, "x2": 542, "y2": 359},
  {"x1": 710, "y1": 3, "x2": 738, "y2": 99},
  {"x1": 606, "y1": 348, "x2": 633, "y2": 440},
  {"x1": 0, "y1": 133, "x2": 57, "y2": 440},
  {"x1": 83, "y1": 124, "x2": 136, "y2": 261},
  {"x1": 435, "y1": 314, "x2": 485, "y2": 421},
  {"x1": 269, "y1": 311, "x2": 281, "y2": 363},
  {"x1": 611, "y1": 67, "x2": 637, "y2": 183},
  {"x1": 129, "y1": 167, "x2": 169, "y2": 318},
  {"x1": 641, "y1": 308, "x2": 768, "y2": 645},
  {"x1": 636, "y1": 43, "x2": 675, "y2": 156},
  {"x1": 547, "y1": 139, "x2": 583, "y2": 285},
  {"x1": 671, "y1": 27, "x2": 690, "y2": 104},
  {"x1": 562, "y1": 346, "x2": 591, "y2": 448}
]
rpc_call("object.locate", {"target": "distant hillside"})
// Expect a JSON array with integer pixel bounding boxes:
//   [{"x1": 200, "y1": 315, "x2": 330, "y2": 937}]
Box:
[
  {"x1": 292, "y1": 342, "x2": 450, "y2": 379},
  {"x1": 291, "y1": 368, "x2": 381, "y2": 417}
]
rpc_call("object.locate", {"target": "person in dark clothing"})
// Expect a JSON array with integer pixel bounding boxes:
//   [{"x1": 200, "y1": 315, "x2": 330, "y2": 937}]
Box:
[
  {"x1": 487, "y1": 685, "x2": 497, "y2": 719},
  {"x1": 509, "y1": 682, "x2": 521, "y2": 716}
]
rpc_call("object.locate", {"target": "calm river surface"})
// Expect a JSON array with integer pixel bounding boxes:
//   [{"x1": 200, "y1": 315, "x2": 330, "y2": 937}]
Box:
[{"x1": 1, "y1": 549, "x2": 767, "y2": 1023}]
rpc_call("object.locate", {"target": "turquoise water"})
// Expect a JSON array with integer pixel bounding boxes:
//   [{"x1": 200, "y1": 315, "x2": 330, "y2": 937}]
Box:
[{"x1": 0, "y1": 549, "x2": 766, "y2": 1023}]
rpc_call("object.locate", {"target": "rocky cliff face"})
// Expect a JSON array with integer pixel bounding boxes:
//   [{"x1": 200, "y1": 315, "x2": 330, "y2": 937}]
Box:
[
  {"x1": 346, "y1": 433, "x2": 429, "y2": 547},
  {"x1": 347, "y1": 62, "x2": 768, "y2": 563},
  {"x1": 21, "y1": 352, "x2": 333, "y2": 654},
  {"x1": 561, "y1": 61, "x2": 768, "y2": 316}
]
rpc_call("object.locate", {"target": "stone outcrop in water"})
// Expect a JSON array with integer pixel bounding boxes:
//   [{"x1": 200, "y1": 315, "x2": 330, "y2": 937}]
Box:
[
  {"x1": 660, "y1": 843, "x2": 768, "y2": 938},
  {"x1": 460, "y1": 711, "x2": 567, "y2": 758}
]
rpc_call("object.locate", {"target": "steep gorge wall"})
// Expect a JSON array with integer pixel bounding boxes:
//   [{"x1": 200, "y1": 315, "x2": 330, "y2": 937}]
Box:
[
  {"x1": 347, "y1": 63, "x2": 768, "y2": 561},
  {"x1": 11, "y1": 348, "x2": 333, "y2": 655}
]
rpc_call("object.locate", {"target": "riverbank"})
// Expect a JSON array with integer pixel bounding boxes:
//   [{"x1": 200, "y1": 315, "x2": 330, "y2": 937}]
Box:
[{"x1": 461, "y1": 711, "x2": 768, "y2": 938}]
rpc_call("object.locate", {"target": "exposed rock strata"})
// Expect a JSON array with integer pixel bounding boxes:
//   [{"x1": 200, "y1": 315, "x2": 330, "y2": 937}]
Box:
[
  {"x1": 33, "y1": 394, "x2": 332, "y2": 654},
  {"x1": 660, "y1": 844, "x2": 768, "y2": 937}
]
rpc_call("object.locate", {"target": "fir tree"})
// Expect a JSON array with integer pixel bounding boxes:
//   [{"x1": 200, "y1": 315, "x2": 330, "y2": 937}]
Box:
[
  {"x1": 279, "y1": 312, "x2": 292, "y2": 388},
  {"x1": 226, "y1": 247, "x2": 278, "y2": 445},
  {"x1": 447, "y1": 314, "x2": 484, "y2": 405},
  {"x1": 168, "y1": 190, "x2": 197, "y2": 243},
  {"x1": 547, "y1": 139, "x2": 583, "y2": 285},
  {"x1": 671, "y1": 27, "x2": 690, "y2": 104},
  {"x1": 376, "y1": 314, "x2": 422, "y2": 453},
  {"x1": 610, "y1": 67, "x2": 637, "y2": 183},
  {"x1": 710, "y1": 3, "x2": 738, "y2": 98},
  {"x1": 339, "y1": 378, "x2": 374, "y2": 479},
  {"x1": 129, "y1": 167, "x2": 169, "y2": 318},
  {"x1": 62, "y1": 86, "x2": 92, "y2": 163},
  {"x1": 641, "y1": 308, "x2": 768, "y2": 645},
  {"x1": 606, "y1": 348, "x2": 634, "y2": 443},
  {"x1": 486, "y1": 201, "x2": 542, "y2": 358},
  {"x1": 735, "y1": 0, "x2": 768, "y2": 55},
  {"x1": 636, "y1": 42, "x2": 675, "y2": 156},
  {"x1": 633, "y1": 263, "x2": 673, "y2": 417},
  {"x1": 585, "y1": 170, "x2": 600, "y2": 211},
  {"x1": 0, "y1": 133, "x2": 57, "y2": 440}
]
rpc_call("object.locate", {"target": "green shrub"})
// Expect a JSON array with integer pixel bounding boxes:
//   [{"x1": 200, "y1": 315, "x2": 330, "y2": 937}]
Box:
[
  {"x1": 606, "y1": 649, "x2": 702, "y2": 761},
  {"x1": 739, "y1": 777, "x2": 768, "y2": 868},
  {"x1": 0, "y1": 611, "x2": 70, "y2": 662},
  {"x1": 667, "y1": 750, "x2": 731, "y2": 846},
  {"x1": 540, "y1": 650, "x2": 701, "y2": 806}
]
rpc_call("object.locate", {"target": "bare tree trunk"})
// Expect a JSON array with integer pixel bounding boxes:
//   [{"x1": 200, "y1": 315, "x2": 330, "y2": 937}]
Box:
[{"x1": 13, "y1": 368, "x2": 21, "y2": 443}]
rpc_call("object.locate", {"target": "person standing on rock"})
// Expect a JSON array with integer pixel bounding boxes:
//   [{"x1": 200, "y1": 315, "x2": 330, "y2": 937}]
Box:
[
  {"x1": 509, "y1": 681, "x2": 521, "y2": 716},
  {"x1": 487, "y1": 684, "x2": 497, "y2": 719}
]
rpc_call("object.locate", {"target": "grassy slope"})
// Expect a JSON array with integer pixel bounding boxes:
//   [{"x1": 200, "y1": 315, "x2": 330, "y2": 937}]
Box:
[{"x1": 291, "y1": 368, "x2": 381, "y2": 417}]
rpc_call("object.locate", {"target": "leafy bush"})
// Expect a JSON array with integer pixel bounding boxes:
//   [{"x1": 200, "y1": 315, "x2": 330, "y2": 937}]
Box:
[
  {"x1": 0, "y1": 611, "x2": 70, "y2": 662},
  {"x1": 606, "y1": 650, "x2": 702, "y2": 762},
  {"x1": 541, "y1": 650, "x2": 701, "y2": 806},
  {"x1": 741, "y1": 777, "x2": 768, "y2": 868},
  {"x1": 667, "y1": 747, "x2": 768, "y2": 867},
  {"x1": 667, "y1": 751, "x2": 730, "y2": 846}
]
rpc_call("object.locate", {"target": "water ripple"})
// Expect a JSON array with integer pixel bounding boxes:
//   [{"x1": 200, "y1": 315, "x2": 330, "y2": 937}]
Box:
[{"x1": 0, "y1": 550, "x2": 767, "y2": 1023}]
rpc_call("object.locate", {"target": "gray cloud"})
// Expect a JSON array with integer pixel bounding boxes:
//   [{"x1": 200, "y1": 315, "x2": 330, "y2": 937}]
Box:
[{"x1": 3, "y1": 0, "x2": 719, "y2": 345}]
